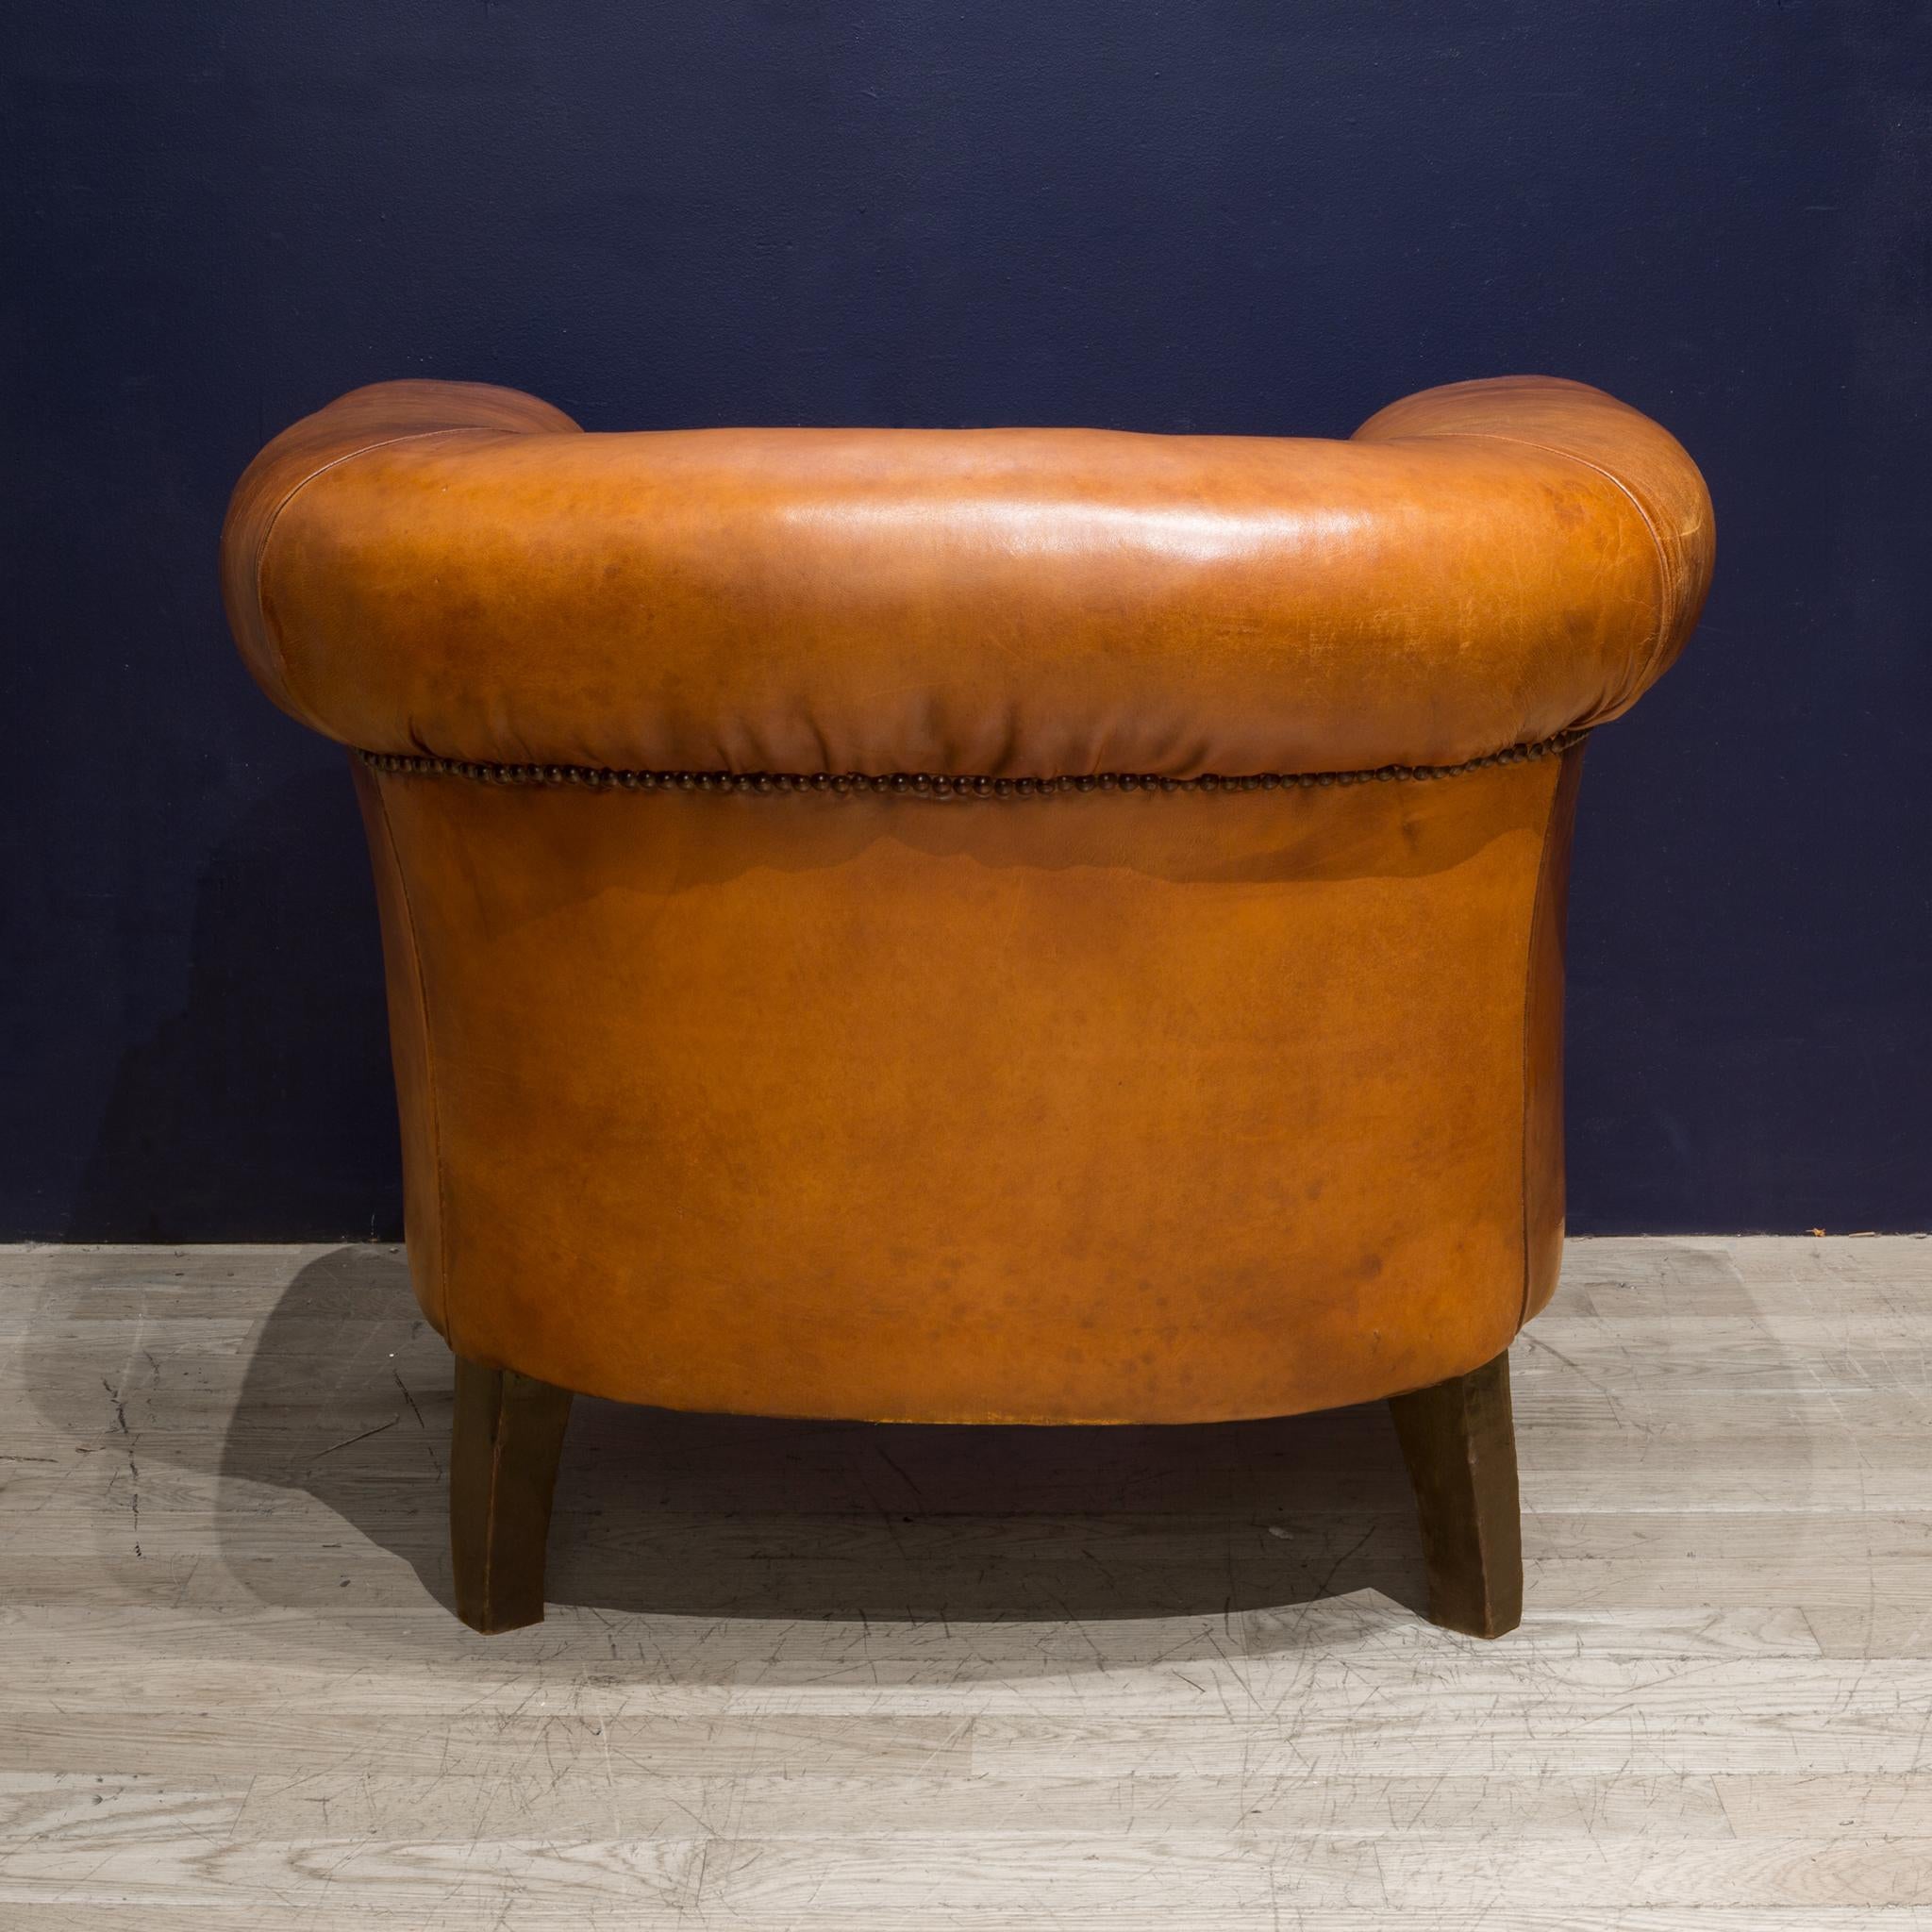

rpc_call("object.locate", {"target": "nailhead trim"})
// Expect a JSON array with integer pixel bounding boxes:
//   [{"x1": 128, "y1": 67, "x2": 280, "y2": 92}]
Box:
[{"x1": 356, "y1": 727, "x2": 1587, "y2": 797}]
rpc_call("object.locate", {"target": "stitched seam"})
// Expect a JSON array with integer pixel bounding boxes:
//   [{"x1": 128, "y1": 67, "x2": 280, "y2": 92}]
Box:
[
  {"x1": 353, "y1": 726, "x2": 1589, "y2": 797},
  {"x1": 251, "y1": 427, "x2": 502, "y2": 719},
  {"x1": 1516, "y1": 744, "x2": 1575, "y2": 1333},
  {"x1": 1398, "y1": 428, "x2": 1678, "y2": 705},
  {"x1": 366, "y1": 770, "x2": 452, "y2": 1347}
]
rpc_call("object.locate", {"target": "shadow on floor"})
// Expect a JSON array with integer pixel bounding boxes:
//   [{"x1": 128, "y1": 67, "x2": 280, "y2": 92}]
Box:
[
  {"x1": 256, "y1": 1248, "x2": 1439, "y2": 1645},
  {"x1": 25, "y1": 1241, "x2": 1441, "y2": 1669}
]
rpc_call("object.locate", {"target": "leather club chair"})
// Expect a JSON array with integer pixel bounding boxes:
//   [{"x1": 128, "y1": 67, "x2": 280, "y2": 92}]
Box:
[{"x1": 223, "y1": 375, "x2": 1712, "y2": 1636}]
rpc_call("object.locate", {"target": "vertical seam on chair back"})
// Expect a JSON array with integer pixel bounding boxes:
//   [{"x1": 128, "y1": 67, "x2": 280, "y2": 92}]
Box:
[
  {"x1": 364, "y1": 768, "x2": 453, "y2": 1344},
  {"x1": 1517, "y1": 743, "x2": 1583, "y2": 1333}
]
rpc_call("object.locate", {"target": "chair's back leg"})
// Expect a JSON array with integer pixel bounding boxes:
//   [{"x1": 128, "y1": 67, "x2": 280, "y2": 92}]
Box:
[
  {"x1": 450, "y1": 1357, "x2": 575, "y2": 1633},
  {"x1": 1388, "y1": 1349, "x2": 1524, "y2": 1638}
]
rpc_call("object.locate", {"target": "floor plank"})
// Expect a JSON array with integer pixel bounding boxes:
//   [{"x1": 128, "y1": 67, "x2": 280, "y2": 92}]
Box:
[{"x1": 0, "y1": 1235, "x2": 1928, "y2": 1923}]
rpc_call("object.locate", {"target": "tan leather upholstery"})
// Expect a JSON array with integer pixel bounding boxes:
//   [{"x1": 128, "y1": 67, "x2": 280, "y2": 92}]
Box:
[
  {"x1": 225, "y1": 375, "x2": 1708, "y2": 778},
  {"x1": 225, "y1": 376, "x2": 1710, "y2": 1425}
]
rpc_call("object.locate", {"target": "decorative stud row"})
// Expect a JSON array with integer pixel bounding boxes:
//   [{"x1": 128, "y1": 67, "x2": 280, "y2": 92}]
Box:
[{"x1": 357, "y1": 727, "x2": 1587, "y2": 798}]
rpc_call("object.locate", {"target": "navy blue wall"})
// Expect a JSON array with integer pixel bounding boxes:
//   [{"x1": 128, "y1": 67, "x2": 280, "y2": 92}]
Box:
[{"x1": 5, "y1": 2, "x2": 1927, "y2": 1237}]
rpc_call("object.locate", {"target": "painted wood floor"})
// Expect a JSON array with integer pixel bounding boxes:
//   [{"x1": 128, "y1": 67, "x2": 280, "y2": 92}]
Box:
[{"x1": 1, "y1": 1236, "x2": 1929, "y2": 1927}]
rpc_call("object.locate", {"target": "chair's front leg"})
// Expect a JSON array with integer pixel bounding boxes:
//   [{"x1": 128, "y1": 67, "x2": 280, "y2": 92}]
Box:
[
  {"x1": 450, "y1": 1356, "x2": 575, "y2": 1633},
  {"x1": 1387, "y1": 1348, "x2": 1523, "y2": 1639}
]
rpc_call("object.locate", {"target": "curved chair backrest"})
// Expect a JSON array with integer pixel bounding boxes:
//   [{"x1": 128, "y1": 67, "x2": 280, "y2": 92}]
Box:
[{"x1": 225, "y1": 375, "x2": 1711, "y2": 1634}]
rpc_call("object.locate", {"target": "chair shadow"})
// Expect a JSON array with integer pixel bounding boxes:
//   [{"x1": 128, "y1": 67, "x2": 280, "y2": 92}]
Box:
[
  {"x1": 205, "y1": 1245, "x2": 1437, "y2": 1664},
  {"x1": 64, "y1": 764, "x2": 402, "y2": 1241}
]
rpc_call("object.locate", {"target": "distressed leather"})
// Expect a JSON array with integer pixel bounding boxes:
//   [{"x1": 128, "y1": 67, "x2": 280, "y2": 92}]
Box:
[
  {"x1": 226, "y1": 376, "x2": 1710, "y2": 1422},
  {"x1": 225, "y1": 375, "x2": 1709, "y2": 778}
]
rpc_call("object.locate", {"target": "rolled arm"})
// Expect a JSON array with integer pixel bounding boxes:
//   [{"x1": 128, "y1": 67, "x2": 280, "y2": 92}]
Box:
[
  {"x1": 1355, "y1": 375, "x2": 1714, "y2": 717},
  {"x1": 221, "y1": 380, "x2": 580, "y2": 728}
]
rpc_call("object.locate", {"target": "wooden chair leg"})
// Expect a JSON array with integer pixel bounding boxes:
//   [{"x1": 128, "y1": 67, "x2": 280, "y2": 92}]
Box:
[
  {"x1": 1388, "y1": 1348, "x2": 1523, "y2": 1639},
  {"x1": 450, "y1": 1356, "x2": 575, "y2": 1633}
]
